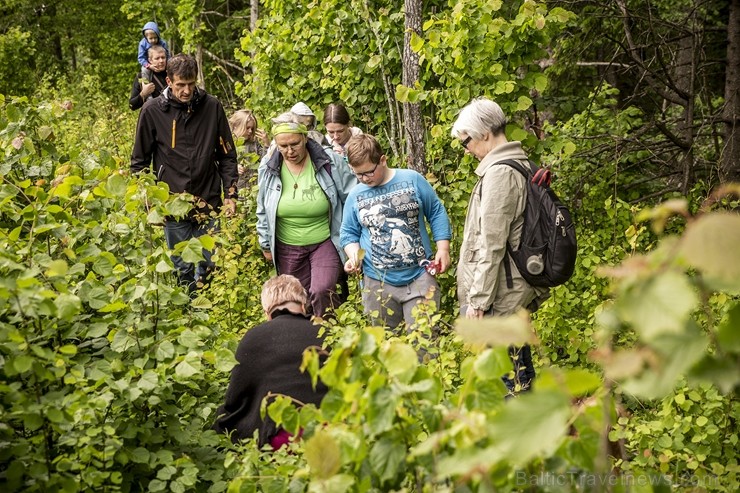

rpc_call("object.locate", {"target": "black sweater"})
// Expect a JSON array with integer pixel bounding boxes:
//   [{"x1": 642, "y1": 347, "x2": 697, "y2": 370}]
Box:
[{"x1": 212, "y1": 311, "x2": 328, "y2": 445}]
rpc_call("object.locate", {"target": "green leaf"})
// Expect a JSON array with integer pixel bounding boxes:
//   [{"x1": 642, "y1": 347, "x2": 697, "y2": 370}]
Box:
[
  {"x1": 130, "y1": 447, "x2": 150, "y2": 464},
  {"x1": 717, "y1": 302, "x2": 740, "y2": 352},
  {"x1": 155, "y1": 259, "x2": 173, "y2": 273},
  {"x1": 166, "y1": 195, "x2": 194, "y2": 218},
  {"x1": 473, "y1": 347, "x2": 512, "y2": 380},
  {"x1": 679, "y1": 212, "x2": 740, "y2": 291},
  {"x1": 180, "y1": 239, "x2": 205, "y2": 264},
  {"x1": 86, "y1": 286, "x2": 111, "y2": 309},
  {"x1": 214, "y1": 347, "x2": 237, "y2": 372},
  {"x1": 107, "y1": 173, "x2": 127, "y2": 196},
  {"x1": 537, "y1": 368, "x2": 602, "y2": 396},
  {"x1": 487, "y1": 390, "x2": 571, "y2": 464},
  {"x1": 58, "y1": 345, "x2": 77, "y2": 356},
  {"x1": 24, "y1": 413, "x2": 43, "y2": 431},
  {"x1": 622, "y1": 323, "x2": 708, "y2": 398},
  {"x1": 175, "y1": 354, "x2": 202, "y2": 379},
  {"x1": 369, "y1": 437, "x2": 406, "y2": 485},
  {"x1": 410, "y1": 32, "x2": 424, "y2": 52},
  {"x1": 455, "y1": 309, "x2": 536, "y2": 347},
  {"x1": 509, "y1": 127, "x2": 530, "y2": 142},
  {"x1": 619, "y1": 271, "x2": 698, "y2": 342},
  {"x1": 178, "y1": 329, "x2": 201, "y2": 348},
  {"x1": 156, "y1": 340, "x2": 176, "y2": 361},
  {"x1": 46, "y1": 259, "x2": 68, "y2": 277},
  {"x1": 138, "y1": 371, "x2": 158, "y2": 392},
  {"x1": 516, "y1": 95, "x2": 533, "y2": 111},
  {"x1": 55, "y1": 293, "x2": 82, "y2": 321},
  {"x1": 304, "y1": 428, "x2": 341, "y2": 479},
  {"x1": 368, "y1": 387, "x2": 397, "y2": 436},
  {"x1": 379, "y1": 341, "x2": 418, "y2": 383},
  {"x1": 98, "y1": 301, "x2": 127, "y2": 313},
  {"x1": 13, "y1": 355, "x2": 34, "y2": 373},
  {"x1": 149, "y1": 479, "x2": 168, "y2": 492},
  {"x1": 198, "y1": 234, "x2": 216, "y2": 251},
  {"x1": 47, "y1": 408, "x2": 64, "y2": 423}
]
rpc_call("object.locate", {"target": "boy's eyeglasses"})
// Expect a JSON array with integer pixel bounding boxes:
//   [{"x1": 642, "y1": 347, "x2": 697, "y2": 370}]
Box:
[
  {"x1": 353, "y1": 162, "x2": 380, "y2": 178},
  {"x1": 461, "y1": 136, "x2": 472, "y2": 149}
]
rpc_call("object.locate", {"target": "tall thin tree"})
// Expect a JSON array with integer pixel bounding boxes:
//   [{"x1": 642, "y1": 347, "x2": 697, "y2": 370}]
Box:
[{"x1": 402, "y1": 0, "x2": 426, "y2": 173}]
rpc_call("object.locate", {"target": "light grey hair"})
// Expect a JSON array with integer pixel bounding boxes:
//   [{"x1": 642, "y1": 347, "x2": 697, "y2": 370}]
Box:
[
  {"x1": 261, "y1": 274, "x2": 308, "y2": 315},
  {"x1": 451, "y1": 97, "x2": 507, "y2": 140}
]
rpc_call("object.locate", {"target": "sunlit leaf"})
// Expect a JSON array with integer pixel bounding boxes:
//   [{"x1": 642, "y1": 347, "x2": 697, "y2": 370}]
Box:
[
  {"x1": 618, "y1": 271, "x2": 698, "y2": 342},
  {"x1": 679, "y1": 212, "x2": 740, "y2": 291},
  {"x1": 379, "y1": 341, "x2": 417, "y2": 383},
  {"x1": 455, "y1": 309, "x2": 537, "y2": 347},
  {"x1": 304, "y1": 428, "x2": 341, "y2": 479}
]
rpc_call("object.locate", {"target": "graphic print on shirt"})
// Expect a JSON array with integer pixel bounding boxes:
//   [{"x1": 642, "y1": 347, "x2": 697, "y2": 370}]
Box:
[
  {"x1": 356, "y1": 180, "x2": 424, "y2": 270},
  {"x1": 302, "y1": 183, "x2": 320, "y2": 201}
]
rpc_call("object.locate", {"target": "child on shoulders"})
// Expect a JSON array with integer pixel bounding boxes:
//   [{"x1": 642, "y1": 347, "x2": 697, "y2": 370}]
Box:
[{"x1": 138, "y1": 21, "x2": 170, "y2": 79}]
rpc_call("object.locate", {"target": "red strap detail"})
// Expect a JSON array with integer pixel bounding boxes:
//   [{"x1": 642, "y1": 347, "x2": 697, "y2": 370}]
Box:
[{"x1": 532, "y1": 168, "x2": 551, "y2": 186}]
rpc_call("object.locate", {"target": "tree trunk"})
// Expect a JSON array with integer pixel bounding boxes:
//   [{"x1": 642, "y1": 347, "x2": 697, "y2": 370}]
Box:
[
  {"x1": 674, "y1": 28, "x2": 695, "y2": 194},
  {"x1": 722, "y1": 0, "x2": 740, "y2": 183},
  {"x1": 196, "y1": 44, "x2": 205, "y2": 90},
  {"x1": 402, "y1": 0, "x2": 426, "y2": 173},
  {"x1": 250, "y1": 0, "x2": 259, "y2": 32}
]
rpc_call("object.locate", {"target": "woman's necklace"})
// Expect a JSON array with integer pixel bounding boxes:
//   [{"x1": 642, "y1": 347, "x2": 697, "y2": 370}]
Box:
[{"x1": 286, "y1": 161, "x2": 306, "y2": 199}]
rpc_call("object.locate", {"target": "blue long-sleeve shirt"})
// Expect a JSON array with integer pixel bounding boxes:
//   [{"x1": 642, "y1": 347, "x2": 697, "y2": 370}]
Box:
[{"x1": 340, "y1": 169, "x2": 451, "y2": 286}]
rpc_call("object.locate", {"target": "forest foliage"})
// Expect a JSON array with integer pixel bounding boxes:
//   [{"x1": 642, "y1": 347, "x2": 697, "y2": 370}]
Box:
[{"x1": 0, "y1": 0, "x2": 738, "y2": 491}]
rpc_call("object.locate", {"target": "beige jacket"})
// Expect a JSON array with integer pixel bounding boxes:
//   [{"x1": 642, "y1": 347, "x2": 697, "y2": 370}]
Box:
[{"x1": 457, "y1": 141, "x2": 542, "y2": 315}]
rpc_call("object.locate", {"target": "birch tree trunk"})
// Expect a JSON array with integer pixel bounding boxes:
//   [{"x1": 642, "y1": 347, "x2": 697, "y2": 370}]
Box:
[{"x1": 402, "y1": 0, "x2": 426, "y2": 173}]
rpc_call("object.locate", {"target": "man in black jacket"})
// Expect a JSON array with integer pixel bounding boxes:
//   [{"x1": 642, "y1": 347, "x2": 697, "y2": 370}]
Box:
[
  {"x1": 213, "y1": 275, "x2": 328, "y2": 448},
  {"x1": 131, "y1": 54, "x2": 238, "y2": 291}
]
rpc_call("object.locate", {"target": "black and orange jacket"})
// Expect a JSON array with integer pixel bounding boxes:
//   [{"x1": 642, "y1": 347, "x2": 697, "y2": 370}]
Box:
[{"x1": 131, "y1": 87, "x2": 238, "y2": 213}]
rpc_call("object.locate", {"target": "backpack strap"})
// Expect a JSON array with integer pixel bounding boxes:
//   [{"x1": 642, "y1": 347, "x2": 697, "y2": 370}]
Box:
[
  {"x1": 476, "y1": 159, "x2": 537, "y2": 290},
  {"x1": 495, "y1": 159, "x2": 533, "y2": 289}
]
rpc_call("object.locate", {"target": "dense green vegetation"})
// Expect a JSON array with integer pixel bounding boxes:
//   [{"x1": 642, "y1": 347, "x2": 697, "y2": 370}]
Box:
[{"x1": 1, "y1": 0, "x2": 738, "y2": 491}]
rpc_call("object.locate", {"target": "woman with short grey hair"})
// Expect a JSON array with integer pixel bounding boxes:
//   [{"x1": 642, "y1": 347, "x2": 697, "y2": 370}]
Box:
[
  {"x1": 451, "y1": 97, "x2": 508, "y2": 144},
  {"x1": 451, "y1": 97, "x2": 544, "y2": 392}
]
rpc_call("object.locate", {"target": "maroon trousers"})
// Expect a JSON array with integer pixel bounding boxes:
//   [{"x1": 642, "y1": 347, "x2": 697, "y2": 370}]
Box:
[{"x1": 275, "y1": 238, "x2": 343, "y2": 317}]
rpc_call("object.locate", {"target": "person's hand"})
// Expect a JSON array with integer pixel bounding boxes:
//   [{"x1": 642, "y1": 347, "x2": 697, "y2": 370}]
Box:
[
  {"x1": 332, "y1": 143, "x2": 345, "y2": 155},
  {"x1": 255, "y1": 128, "x2": 269, "y2": 147},
  {"x1": 434, "y1": 248, "x2": 451, "y2": 274},
  {"x1": 466, "y1": 306, "x2": 484, "y2": 319},
  {"x1": 343, "y1": 247, "x2": 365, "y2": 274},
  {"x1": 263, "y1": 250, "x2": 273, "y2": 262},
  {"x1": 237, "y1": 164, "x2": 246, "y2": 175},
  {"x1": 141, "y1": 82, "x2": 155, "y2": 98},
  {"x1": 223, "y1": 198, "x2": 236, "y2": 217},
  {"x1": 344, "y1": 257, "x2": 362, "y2": 274}
]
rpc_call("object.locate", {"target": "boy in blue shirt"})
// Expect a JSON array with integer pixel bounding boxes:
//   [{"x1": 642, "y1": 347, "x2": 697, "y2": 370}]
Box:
[
  {"x1": 340, "y1": 134, "x2": 451, "y2": 329},
  {"x1": 138, "y1": 21, "x2": 170, "y2": 79}
]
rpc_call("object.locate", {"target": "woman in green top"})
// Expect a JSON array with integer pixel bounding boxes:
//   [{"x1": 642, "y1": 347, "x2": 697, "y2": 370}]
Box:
[{"x1": 256, "y1": 115, "x2": 355, "y2": 318}]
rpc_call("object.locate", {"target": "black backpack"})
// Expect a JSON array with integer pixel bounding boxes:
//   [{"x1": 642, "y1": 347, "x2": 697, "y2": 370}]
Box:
[{"x1": 495, "y1": 159, "x2": 577, "y2": 289}]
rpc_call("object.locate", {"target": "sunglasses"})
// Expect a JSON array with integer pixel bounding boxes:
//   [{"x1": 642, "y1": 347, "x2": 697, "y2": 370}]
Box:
[{"x1": 461, "y1": 136, "x2": 473, "y2": 149}]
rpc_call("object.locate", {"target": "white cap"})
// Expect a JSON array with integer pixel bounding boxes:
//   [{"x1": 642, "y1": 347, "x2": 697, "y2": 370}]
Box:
[{"x1": 290, "y1": 102, "x2": 315, "y2": 117}]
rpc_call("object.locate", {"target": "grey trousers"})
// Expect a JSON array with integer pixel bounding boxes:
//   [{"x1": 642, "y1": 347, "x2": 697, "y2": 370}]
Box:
[{"x1": 361, "y1": 272, "x2": 440, "y2": 330}]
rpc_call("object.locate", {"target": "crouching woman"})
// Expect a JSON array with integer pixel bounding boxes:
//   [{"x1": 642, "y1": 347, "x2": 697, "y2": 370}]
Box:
[{"x1": 213, "y1": 275, "x2": 328, "y2": 448}]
